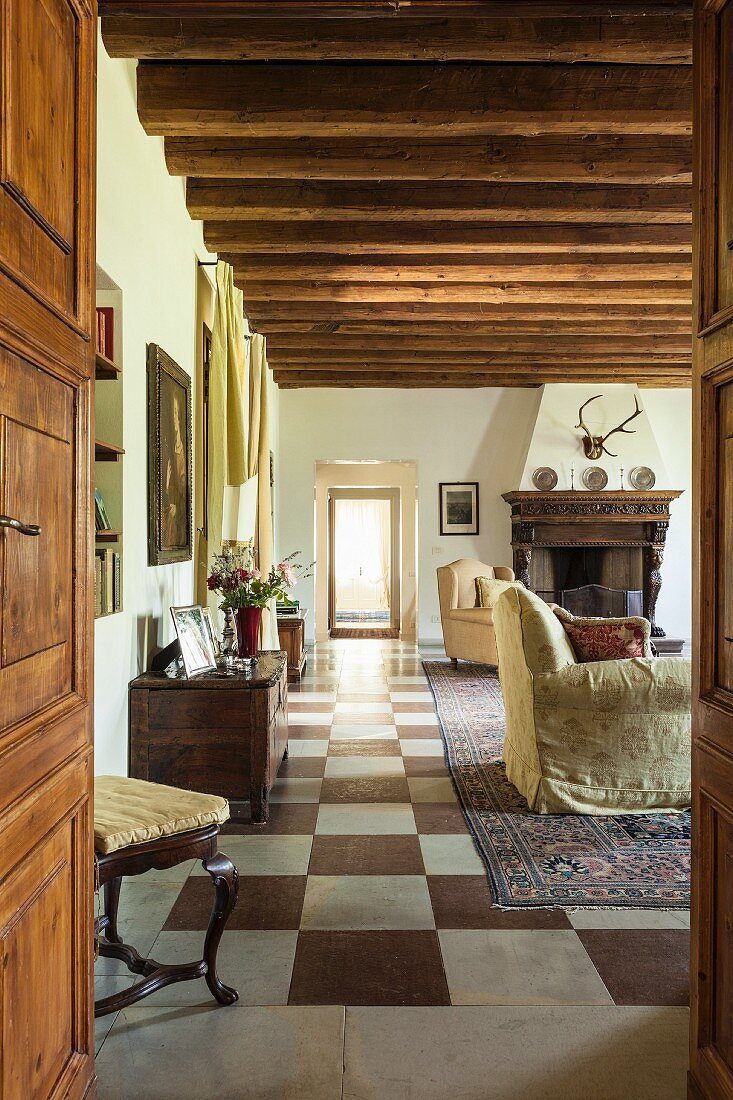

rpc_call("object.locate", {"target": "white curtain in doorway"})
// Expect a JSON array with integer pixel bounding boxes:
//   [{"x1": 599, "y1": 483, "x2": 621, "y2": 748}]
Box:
[{"x1": 335, "y1": 499, "x2": 390, "y2": 610}]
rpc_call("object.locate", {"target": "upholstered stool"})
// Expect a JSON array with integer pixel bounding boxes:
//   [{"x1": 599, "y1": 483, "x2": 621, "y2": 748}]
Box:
[{"x1": 94, "y1": 776, "x2": 239, "y2": 1018}]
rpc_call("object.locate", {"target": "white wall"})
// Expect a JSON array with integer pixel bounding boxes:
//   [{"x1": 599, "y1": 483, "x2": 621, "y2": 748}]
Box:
[
  {"x1": 94, "y1": 36, "x2": 213, "y2": 774},
  {"x1": 277, "y1": 385, "x2": 692, "y2": 644}
]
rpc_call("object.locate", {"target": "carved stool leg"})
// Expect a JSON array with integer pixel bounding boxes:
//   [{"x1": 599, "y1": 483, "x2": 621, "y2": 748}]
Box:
[
  {"x1": 202, "y1": 852, "x2": 239, "y2": 1006},
  {"x1": 104, "y1": 877, "x2": 123, "y2": 944}
]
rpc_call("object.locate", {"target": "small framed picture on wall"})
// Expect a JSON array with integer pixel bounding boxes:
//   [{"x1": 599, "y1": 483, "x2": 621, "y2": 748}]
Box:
[{"x1": 439, "y1": 482, "x2": 479, "y2": 536}]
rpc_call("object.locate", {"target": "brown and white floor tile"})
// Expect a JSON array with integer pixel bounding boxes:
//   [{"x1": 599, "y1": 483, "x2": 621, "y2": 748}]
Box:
[{"x1": 95, "y1": 636, "x2": 690, "y2": 1099}]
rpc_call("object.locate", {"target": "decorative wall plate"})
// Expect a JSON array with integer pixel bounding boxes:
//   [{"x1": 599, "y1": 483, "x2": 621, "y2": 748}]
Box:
[
  {"x1": 532, "y1": 467, "x2": 558, "y2": 491},
  {"x1": 582, "y1": 466, "x2": 608, "y2": 491},
  {"x1": 629, "y1": 466, "x2": 656, "y2": 490}
]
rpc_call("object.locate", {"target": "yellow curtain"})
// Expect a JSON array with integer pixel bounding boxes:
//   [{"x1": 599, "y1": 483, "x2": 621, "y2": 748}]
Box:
[
  {"x1": 195, "y1": 261, "x2": 248, "y2": 610},
  {"x1": 248, "y1": 333, "x2": 279, "y2": 649}
]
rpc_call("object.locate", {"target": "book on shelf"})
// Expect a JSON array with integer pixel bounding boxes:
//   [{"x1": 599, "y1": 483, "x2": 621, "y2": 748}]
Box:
[
  {"x1": 95, "y1": 548, "x2": 121, "y2": 615},
  {"x1": 113, "y1": 551, "x2": 122, "y2": 612},
  {"x1": 95, "y1": 306, "x2": 114, "y2": 360},
  {"x1": 94, "y1": 488, "x2": 111, "y2": 531},
  {"x1": 94, "y1": 554, "x2": 103, "y2": 617}
]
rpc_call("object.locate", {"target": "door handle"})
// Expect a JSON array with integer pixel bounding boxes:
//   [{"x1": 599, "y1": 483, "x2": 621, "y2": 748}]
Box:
[{"x1": 0, "y1": 515, "x2": 41, "y2": 536}]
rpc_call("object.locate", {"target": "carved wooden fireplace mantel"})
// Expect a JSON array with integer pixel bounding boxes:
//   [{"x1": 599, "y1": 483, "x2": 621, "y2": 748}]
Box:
[{"x1": 501, "y1": 490, "x2": 682, "y2": 639}]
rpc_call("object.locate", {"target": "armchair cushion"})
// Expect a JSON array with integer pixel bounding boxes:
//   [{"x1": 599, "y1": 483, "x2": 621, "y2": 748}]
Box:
[
  {"x1": 553, "y1": 606, "x2": 652, "y2": 662},
  {"x1": 476, "y1": 576, "x2": 520, "y2": 608}
]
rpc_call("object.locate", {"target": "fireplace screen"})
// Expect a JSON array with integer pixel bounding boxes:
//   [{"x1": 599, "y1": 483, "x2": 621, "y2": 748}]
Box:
[{"x1": 560, "y1": 584, "x2": 643, "y2": 619}]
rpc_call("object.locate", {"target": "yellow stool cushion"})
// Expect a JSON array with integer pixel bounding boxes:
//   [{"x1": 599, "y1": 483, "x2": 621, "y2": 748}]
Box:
[{"x1": 94, "y1": 776, "x2": 230, "y2": 855}]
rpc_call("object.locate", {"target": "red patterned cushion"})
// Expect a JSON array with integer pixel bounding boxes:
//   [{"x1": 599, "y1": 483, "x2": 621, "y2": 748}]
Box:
[{"x1": 553, "y1": 607, "x2": 650, "y2": 663}]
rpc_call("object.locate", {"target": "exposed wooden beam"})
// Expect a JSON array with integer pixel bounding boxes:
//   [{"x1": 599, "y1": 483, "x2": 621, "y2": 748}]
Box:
[
  {"x1": 269, "y1": 354, "x2": 691, "y2": 370},
  {"x1": 245, "y1": 301, "x2": 693, "y2": 326},
  {"x1": 167, "y1": 136, "x2": 691, "y2": 183},
  {"x1": 272, "y1": 368, "x2": 692, "y2": 388},
  {"x1": 255, "y1": 317, "x2": 694, "y2": 336},
  {"x1": 271, "y1": 356, "x2": 690, "y2": 370},
  {"x1": 227, "y1": 254, "x2": 691, "y2": 283},
  {"x1": 98, "y1": 3, "x2": 694, "y2": 19},
  {"x1": 139, "y1": 62, "x2": 691, "y2": 138},
  {"x1": 204, "y1": 221, "x2": 692, "y2": 255},
  {"x1": 102, "y1": 13, "x2": 691, "y2": 64},
  {"x1": 186, "y1": 180, "x2": 692, "y2": 224},
  {"x1": 239, "y1": 281, "x2": 691, "y2": 304},
  {"x1": 265, "y1": 334, "x2": 692, "y2": 356}
]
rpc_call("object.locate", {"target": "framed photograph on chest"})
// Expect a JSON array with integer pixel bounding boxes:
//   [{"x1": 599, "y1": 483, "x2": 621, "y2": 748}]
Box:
[{"x1": 147, "y1": 344, "x2": 193, "y2": 565}]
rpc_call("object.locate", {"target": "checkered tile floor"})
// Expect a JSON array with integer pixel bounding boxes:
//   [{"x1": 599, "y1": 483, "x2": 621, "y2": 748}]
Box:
[{"x1": 95, "y1": 639, "x2": 691, "y2": 1099}]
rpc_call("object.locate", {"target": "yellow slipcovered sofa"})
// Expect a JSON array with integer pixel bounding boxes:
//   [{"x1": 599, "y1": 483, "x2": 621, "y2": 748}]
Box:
[
  {"x1": 437, "y1": 558, "x2": 516, "y2": 666},
  {"x1": 493, "y1": 585, "x2": 692, "y2": 814}
]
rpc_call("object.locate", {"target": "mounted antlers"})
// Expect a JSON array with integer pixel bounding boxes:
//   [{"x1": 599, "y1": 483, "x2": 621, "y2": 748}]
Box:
[{"x1": 576, "y1": 394, "x2": 643, "y2": 460}]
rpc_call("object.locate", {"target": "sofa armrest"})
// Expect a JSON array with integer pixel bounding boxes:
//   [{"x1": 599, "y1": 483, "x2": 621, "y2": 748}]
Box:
[{"x1": 534, "y1": 656, "x2": 691, "y2": 714}]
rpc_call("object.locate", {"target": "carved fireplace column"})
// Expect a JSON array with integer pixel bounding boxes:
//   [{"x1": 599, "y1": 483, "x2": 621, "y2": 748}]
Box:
[
  {"x1": 513, "y1": 523, "x2": 535, "y2": 588},
  {"x1": 645, "y1": 522, "x2": 669, "y2": 638}
]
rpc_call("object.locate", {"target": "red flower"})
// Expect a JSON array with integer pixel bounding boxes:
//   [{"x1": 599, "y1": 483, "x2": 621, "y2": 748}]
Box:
[{"x1": 206, "y1": 574, "x2": 220, "y2": 591}]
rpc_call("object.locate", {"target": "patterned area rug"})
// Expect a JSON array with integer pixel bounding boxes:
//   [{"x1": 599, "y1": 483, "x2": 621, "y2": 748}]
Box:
[{"x1": 423, "y1": 660, "x2": 690, "y2": 909}]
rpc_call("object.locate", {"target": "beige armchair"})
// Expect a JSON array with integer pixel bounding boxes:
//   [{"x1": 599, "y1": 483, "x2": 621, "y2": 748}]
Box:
[
  {"x1": 493, "y1": 585, "x2": 692, "y2": 814},
  {"x1": 437, "y1": 558, "x2": 515, "y2": 666}
]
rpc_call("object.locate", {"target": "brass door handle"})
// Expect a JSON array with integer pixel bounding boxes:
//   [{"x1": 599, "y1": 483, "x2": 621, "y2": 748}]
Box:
[{"x1": 0, "y1": 515, "x2": 41, "y2": 536}]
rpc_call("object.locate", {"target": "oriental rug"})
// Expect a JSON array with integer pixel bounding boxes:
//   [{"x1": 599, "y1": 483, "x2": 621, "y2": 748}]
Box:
[{"x1": 423, "y1": 660, "x2": 690, "y2": 910}]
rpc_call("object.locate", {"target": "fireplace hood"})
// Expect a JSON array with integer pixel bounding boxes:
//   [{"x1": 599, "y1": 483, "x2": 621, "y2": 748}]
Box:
[{"x1": 516, "y1": 383, "x2": 671, "y2": 493}]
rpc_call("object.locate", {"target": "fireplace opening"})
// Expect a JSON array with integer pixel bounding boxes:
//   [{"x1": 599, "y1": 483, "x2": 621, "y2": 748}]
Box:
[{"x1": 534, "y1": 545, "x2": 644, "y2": 617}]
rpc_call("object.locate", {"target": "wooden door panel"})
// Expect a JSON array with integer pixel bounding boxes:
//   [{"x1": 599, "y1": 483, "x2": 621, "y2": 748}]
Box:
[
  {"x1": 716, "y1": 4, "x2": 733, "y2": 315},
  {"x1": 0, "y1": 0, "x2": 95, "y2": 1092},
  {"x1": 693, "y1": 3, "x2": 733, "y2": 1097},
  {"x1": 4, "y1": 0, "x2": 76, "y2": 247},
  {"x1": 0, "y1": 349, "x2": 75, "y2": 729},
  {"x1": 1, "y1": 828, "x2": 74, "y2": 1098},
  {"x1": 717, "y1": 381, "x2": 733, "y2": 690},
  {"x1": 0, "y1": 0, "x2": 93, "y2": 329},
  {"x1": 0, "y1": 755, "x2": 92, "y2": 1100}
]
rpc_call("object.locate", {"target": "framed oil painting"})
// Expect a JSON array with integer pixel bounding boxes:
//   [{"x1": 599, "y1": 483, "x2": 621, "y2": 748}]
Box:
[
  {"x1": 170, "y1": 605, "x2": 217, "y2": 678},
  {"x1": 439, "y1": 482, "x2": 479, "y2": 536},
  {"x1": 147, "y1": 344, "x2": 192, "y2": 566}
]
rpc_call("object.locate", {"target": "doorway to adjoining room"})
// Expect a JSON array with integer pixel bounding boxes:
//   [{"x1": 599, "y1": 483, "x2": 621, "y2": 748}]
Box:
[{"x1": 329, "y1": 489, "x2": 400, "y2": 638}]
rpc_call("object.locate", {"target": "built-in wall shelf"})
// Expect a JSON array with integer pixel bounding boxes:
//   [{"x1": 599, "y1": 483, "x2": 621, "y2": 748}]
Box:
[
  {"x1": 95, "y1": 351, "x2": 121, "y2": 380},
  {"x1": 95, "y1": 439, "x2": 125, "y2": 462},
  {"x1": 94, "y1": 281, "x2": 124, "y2": 620}
]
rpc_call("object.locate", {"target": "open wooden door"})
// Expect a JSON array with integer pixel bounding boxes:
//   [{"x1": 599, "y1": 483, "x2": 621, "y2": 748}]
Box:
[
  {"x1": 0, "y1": 1, "x2": 96, "y2": 1097},
  {"x1": 692, "y1": 2, "x2": 733, "y2": 1096}
]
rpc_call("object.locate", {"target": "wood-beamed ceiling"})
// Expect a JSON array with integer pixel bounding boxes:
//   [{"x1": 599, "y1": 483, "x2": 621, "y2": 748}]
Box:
[{"x1": 99, "y1": 0, "x2": 693, "y2": 389}]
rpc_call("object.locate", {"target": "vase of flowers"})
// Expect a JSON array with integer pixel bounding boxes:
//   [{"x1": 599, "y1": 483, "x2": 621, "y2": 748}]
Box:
[{"x1": 206, "y1": 546, "x2": 309, "y2": 659}]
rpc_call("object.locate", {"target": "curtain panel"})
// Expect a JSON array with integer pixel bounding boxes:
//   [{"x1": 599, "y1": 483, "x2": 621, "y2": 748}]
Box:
[
  {"x1": 196, "y1": 260, "x2": 248, "y2": 607},
  {"x1": 249, "y1": 333, "x2": 279, "y2": 649},
  {"x1": 197, "y1": 262, "x2": 279, "y2": 650}
]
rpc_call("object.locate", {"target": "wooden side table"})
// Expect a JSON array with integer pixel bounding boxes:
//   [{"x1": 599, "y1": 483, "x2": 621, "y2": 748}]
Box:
[
  {"x1": 277, "y1": 609, "x2": 308, "y2": 682},
  {"x1": 128, "y1": 651, "x2": 288, "y2": 823}
]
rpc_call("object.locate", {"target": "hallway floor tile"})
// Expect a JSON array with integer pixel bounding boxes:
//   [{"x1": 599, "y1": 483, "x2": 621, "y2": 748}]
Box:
[{"x1": 96, "y1": 637, "x2": 690, "y2": 1099}]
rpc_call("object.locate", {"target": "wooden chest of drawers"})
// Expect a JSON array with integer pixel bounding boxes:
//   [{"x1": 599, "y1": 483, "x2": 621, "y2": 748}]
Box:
[{"x1": 128, "y1": 651, "x2": 288, "y2": 823}]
